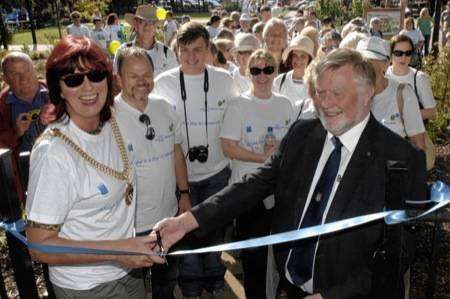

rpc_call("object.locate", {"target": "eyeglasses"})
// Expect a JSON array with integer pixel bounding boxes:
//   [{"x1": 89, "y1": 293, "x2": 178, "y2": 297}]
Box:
[
  {"x1": 139, "y1": 114, "x2": 156, "y2": 140},
  {"x1": 72, "y1": 16, "x2": 80, "y2": 19},
  {"x1": 249, "y1": 66, "x2": 275, "y2": 76},
  {"x1": 392, "y1": 50, "x2": 413, "y2": 57},
  {"x1": 61, "y1": 70, "x2": 108, "y2": 88}
]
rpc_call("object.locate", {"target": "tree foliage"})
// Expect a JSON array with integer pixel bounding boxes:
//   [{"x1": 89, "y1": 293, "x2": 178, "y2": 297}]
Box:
[
  {"x1": 73, "y1": 0, "x2": 111, "y2": 22},
  {"x1": 422, "y1": 47, "x2": 450, "y2": 143}
]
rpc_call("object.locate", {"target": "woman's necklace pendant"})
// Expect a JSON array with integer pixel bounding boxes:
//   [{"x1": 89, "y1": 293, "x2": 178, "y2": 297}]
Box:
[{"x1": 125, "y1": 183, "x2": 133, "y2": 205}]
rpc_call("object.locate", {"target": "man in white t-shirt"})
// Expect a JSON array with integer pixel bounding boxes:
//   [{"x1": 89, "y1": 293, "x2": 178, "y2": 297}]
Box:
[
  {"x1": 66, "y1": 11, "x2": 91, "y2": 38},
  {"x1": 114, "y1": 46, "x2": 190, "y2": 298},
  {"x1": 357, "y1": 37, "x2": 425, "y2": 150},
  {"x1": 114, "y1": 5, "x2": 178, "y2": 77},
  {"x1": 163, "y1": 11, "x2": 178, "y2": 46},
  {"x1": 153, "y1": 22, "x2": 239, "y2": 298}
]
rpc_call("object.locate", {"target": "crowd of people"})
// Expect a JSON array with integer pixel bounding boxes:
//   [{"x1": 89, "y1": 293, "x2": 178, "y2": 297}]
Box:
[{"x1": 0, "y1": 1, "x2": 446, "y2": 299}]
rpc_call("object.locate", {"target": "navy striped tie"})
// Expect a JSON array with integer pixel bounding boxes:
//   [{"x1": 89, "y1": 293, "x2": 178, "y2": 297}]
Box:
[{"x1": 287, "y1": 136, "x2": 343, "y2": 286}]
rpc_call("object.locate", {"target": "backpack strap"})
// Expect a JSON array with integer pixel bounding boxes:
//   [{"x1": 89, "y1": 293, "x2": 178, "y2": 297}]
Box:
[
  {"x1": 396, "y1": 83, "x2": 407, "y2": 136},
  {"x1": 413, "y1": 69, "x2": 424, "y2": 109},
  {"x1": 279, "y1": 72, "x2": 287, "y2": 92},
  {"x1": 163, "y1": 45, "x2": 168, "y2": 58}
]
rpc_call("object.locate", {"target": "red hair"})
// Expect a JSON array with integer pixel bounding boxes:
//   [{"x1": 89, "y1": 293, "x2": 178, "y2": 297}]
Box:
[{"x1": 46, "y1": 35, "x2": 114, "y2": 122}]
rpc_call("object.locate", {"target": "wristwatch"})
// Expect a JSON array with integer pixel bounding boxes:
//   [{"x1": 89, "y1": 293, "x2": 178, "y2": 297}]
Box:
[{"x1": 176, "y1": 188, "x2": 190, "y2": 199}]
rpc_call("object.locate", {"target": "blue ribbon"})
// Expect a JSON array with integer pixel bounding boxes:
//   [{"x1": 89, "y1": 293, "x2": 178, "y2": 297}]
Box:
[{"x1": 1, "y1": 181, "x2": 449, "y2": 257}]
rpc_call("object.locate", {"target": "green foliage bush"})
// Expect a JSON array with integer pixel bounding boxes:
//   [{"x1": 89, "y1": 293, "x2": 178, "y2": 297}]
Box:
[
  {"x1": 314, "y1": 0, "x2": 364, "y2": 25},
  {"x1": 422, "y1": 47, "x2": 450, "y2": 144},
  {"x1": 74, "y1": 0, "x2": 111, "y2": 22}
]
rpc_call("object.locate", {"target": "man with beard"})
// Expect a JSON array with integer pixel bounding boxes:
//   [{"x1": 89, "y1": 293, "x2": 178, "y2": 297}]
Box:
[
  {"x1": 114, "y1": 46, "x2": 190, "y2": 299},
  {"x1": 153, "y1": 48, "x2": 426, "y2": 298}
]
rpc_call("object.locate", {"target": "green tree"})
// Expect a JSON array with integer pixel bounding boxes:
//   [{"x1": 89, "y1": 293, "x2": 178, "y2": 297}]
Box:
[{"x1": 74, "y1": 0, "x2": 111, "y2": 22}]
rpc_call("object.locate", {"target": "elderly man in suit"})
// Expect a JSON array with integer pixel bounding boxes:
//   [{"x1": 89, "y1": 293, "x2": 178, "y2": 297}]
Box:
[{"x1": 152, "y1": 48, "x2": 427, "y2": 298}]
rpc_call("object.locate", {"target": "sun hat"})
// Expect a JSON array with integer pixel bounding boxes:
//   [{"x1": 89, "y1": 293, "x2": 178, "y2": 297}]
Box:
[
  {"x1": 240, "y1": 13, "x2": 252, "y2": 22},
  {"x1": 125, "y1": 4, "x2": 158, "y2": 26},
  {"x1": 356, "y1": 36, "x2": 390, "y2": 60},
  {"x1": 232, "y1": 33, "x2": 260, "y2": 53},
  {"x1": 282, "y1": 35, "x2": 314, "y2": 62}
]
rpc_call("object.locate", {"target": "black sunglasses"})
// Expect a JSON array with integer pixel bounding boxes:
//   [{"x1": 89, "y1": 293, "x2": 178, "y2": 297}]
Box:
[
  {"x1": 249, "y1": 66, "x2": 275, "y2": 76},
  {"x1": 61, "y1": 70, "x2": 108, "y2": 88},
  {"x1": 392, "y1": 50, "x2": 413, "y2": 57},
  {"x1": 139, "y1": 114, "x2": 156, "y2": 140}
]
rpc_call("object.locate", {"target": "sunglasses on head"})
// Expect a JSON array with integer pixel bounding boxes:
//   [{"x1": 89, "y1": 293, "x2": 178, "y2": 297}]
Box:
[
  {"x1": 61, "y1": 70, "x2": 108, "y2": 88},
  {"x1": 249, "y1": 66, "x2": 275, "y2": 76},
  {"x1": 392, "y1": 50, "x2": 413, "y2": 57}
]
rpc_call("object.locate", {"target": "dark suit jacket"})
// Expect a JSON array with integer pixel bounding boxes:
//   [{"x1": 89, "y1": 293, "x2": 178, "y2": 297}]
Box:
[{"x1": 191, "y1": 115, "x2": 427, "y2": 298}]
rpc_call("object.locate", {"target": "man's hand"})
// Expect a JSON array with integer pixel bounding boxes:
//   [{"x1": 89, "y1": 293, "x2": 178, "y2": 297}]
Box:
[
  {"x1": 152, "y1": 212, "x2": 199, "y2": 259},
  {"x1": 15, "y1": 113, "x2": 31, "y2": 137},
  {"x1": 304, "y1": 294, "x2": 323, "y2": 299},
  {"x1": 178, "y1": 194, "x2": 191, "y2": 214},
  {"x1": 39, "y1": 103, "x2": 56, "y2": 125}
]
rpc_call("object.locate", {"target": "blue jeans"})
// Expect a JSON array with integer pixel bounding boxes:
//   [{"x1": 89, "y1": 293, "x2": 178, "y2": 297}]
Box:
[{"x1": 178, "y1": 167, "x2": 231, "y2": 297}]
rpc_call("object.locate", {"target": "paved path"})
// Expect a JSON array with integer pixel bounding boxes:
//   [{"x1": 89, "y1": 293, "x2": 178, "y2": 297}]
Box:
[{"x1": 3, "y1": 44, "x2": 53, "y2": 52}]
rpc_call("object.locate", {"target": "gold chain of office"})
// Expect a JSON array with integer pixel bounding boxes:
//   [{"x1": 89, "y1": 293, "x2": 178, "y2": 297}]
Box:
[{"x1": 43, "y1": 117, "x2": 134, "y2": 205}]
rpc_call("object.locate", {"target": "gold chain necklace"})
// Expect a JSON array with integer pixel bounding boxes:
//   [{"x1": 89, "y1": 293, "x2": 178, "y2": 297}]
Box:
[{"x1": 45, "y1": 117, "x2": 134, "y2": 205}]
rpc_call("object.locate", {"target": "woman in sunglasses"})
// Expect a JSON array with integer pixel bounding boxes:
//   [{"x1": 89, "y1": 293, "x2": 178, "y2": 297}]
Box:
[
  {"x1": 274, "y1": 35, "x2": 316, "y2": 120},
  {"x1": 220, "y1": 49, "x2": 293, "y2": 299},
  {"x1": 357, "y1": 36, "x2": 425, "y2": 151},
  {"x1": 25, "y1": 36, "x2": 160, "y2": 298},
  {"x1": 386, "y1": 34, "x2": 437, "y2": 121}
]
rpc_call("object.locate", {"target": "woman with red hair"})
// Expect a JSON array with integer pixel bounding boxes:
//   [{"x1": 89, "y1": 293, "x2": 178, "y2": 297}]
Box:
[{"x1": 25, "y1": 35, "x2": 160, "y2": 298}]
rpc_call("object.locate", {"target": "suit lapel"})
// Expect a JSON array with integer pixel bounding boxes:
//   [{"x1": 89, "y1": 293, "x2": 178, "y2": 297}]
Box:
[{"x1": 326, "y1": 116, "x2": 379, "y2": 221}]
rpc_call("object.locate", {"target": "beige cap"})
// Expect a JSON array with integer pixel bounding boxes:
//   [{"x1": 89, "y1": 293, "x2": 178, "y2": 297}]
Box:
[
  {"x1": 125, "y1": 4, "x2": 158, "y2": 26},
  {"x1": 282, "y1": 35, "x2": 314, "y2": 62},
  {"x1": 232, "y1": 33, "x2": 260, "y2": 53}
]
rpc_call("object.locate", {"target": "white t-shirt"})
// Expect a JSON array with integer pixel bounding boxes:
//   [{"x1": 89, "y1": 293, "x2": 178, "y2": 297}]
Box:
[
  {"x1": 104, "y1": 24, "x2": 122, "y2": 42},
  {"x1": 66, "y1": 24, "x2": 91, "y2": 37},
  {"x1": 399, "y1": 29, "x2": 424, "y2": 46},
  {"x1": 207, "y1": 25, "x2": 220, "y2": 39},
  {"x1": 273, "y1": 70, "x2": 316, "y2": 120},
  {"x1": 153, "y1": 65, "x2": 239, "y2": 182},
  {"x1": 164, "y1": 20, "x2": 178, "y2": 45},
  {"x1": 386, "y1": 66, "x2": 436, "y2": 109},
  {"x1": 114, "y1": 94, "x2": 182, "y2": 233},
  {"x1": 221, "y1": 91, "x2": 293, "y2": 208},
  {"x1": 371, "y1": 79, "x2": 425, "y2": 138},
  {"x1": 114, "y1": 40, "x2": 178, "y2": 76},
  {"x1": 26, "y1": 118, "x2": 136, "y2": 290},
  {"x1": 231, "y1": 68, "x2": 251, "y2": 94},
  {"x1": 90, "y1": 28, "x2": 108, "y2": 50}
]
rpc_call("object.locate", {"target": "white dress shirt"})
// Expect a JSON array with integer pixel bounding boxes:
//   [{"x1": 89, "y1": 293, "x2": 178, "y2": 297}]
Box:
[{"x1": 285, "y1": 113, "x2": 371, "y2": 293}]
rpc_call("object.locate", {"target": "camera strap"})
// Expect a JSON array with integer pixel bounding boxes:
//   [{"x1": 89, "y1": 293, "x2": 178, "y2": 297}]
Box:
[{"x1": 179, "y1": 68, "x2": 209, "y2": 151}]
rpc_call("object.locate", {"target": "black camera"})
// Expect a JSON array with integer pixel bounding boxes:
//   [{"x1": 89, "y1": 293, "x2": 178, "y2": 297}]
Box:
[{"x1": 188, "y1": 145, "x2": 209, "y2": 163}]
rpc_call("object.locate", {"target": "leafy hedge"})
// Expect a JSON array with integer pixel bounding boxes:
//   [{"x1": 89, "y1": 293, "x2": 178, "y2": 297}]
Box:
[{"x1": 422, "y1": 47, "x2": 450, "y2": 144}]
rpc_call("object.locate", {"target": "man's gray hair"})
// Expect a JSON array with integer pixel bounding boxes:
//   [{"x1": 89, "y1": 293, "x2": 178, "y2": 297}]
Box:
[
  {"x1": 262, "y1": 18, "x2": 287, "y2": 40},
  {"x1": 115, "y1": 46, "x2": 154, "y2": 75},
  {"x1": 305, "y1": 48, "x2": 375, "y2": 96},
  {"x1": 1, "y1": 51, "x2": 33, "y2": 74}
]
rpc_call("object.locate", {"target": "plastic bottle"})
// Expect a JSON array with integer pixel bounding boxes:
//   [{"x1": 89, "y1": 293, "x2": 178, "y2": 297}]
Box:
[{"x1": 265, "y1": 126, "x2": 277, "y2": 147}]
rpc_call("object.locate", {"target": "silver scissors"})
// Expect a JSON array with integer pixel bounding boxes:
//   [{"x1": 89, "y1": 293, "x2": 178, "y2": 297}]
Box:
[{"x1": 156, "y1": 230, "x2": 168, "y2": 265}]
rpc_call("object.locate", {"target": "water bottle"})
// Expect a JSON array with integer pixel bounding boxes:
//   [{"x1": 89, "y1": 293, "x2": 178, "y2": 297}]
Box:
[{"x1": 265, "y1": 126, "x2": 277, "y2": 147}]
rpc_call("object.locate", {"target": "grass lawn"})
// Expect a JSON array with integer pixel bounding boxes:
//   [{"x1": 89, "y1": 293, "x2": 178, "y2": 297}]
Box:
[{"x1": 11, "y1": 12, "x2": 210, "y2": 46}]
